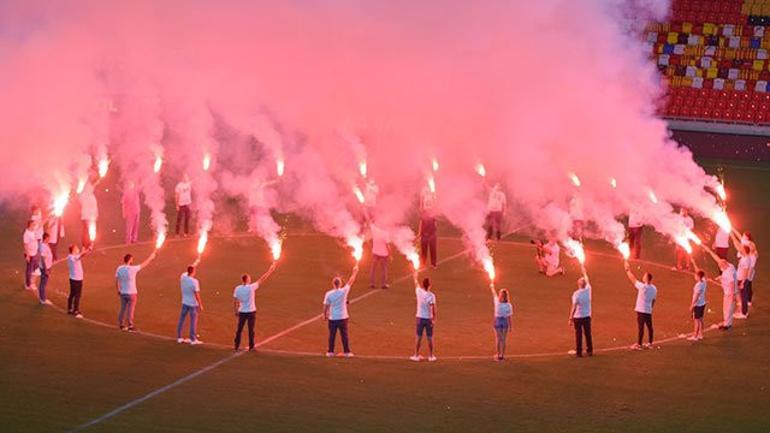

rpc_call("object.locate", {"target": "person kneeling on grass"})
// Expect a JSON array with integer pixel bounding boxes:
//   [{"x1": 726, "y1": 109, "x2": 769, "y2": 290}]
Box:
[
  {"x1": 66, "y1": 244, "x2": 93, "y2": 318},
  {"x1": 177, "y1": 261, "x2": 204, "y2": 345},
  {"x1": 323, "y1": 264, "x2": 360, "y2": 358},
  {"x1": 233, "y1": 262, "x2": 278, "y2": 352},
  {"x1": 624, "y1": 262, "x2": 657, "y2": 350},
  {"x1": 410, "y1": 272, "x2": 437, "y2": 362},
  {"x1": 115, "y1": 250, "x2": 158, "y2": 332},
  {"x1": 490, "y1": 283, "x2": 512, "y2": 361},
  {"x1": 534, "y1": 239, "x2": 564, "y2": 277},
  {"x1": 688, "y1": 257, "x2": 707, "y2": 341},
  {"x1": 568, "y1": 264, "x2": 592, "y2": 358}
]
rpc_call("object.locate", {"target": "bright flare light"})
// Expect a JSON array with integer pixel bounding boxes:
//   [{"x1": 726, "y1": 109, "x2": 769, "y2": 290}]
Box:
[
  {"x1": 359, "y1": 160, "x2": 367, "y2": 178},
  {"x1": 431, "y1": 158, "x2": 439, "y2": 172},
  {"x1": 76, "y1": 177, "x2": 87, "y2": 194},
  {"x1": 564, "y1": 238, "x2": 586, "y2": 264},
  {"x1": 427, "y1": 176, "x2": 436, "y2": 194},
  {"x1": 568, "y1": 172, "x2": 581, "y2": 187},
  {"x1": 88, "y1": 221, "x2": 96, "y2": 242},
  {"x1": 482, "y1": 257, "x2": 496, "y2": 281},
  {"x1": 617, "y1": 242, "x2": 631, "y2": 260},
  {"x1": 610, "y1": 177, "x2": 617, "y2": 188},
  {"x1": 202, "y1": 153, "x2": 211, "y2": 171},
  {"x1": 716, "y1": 183, "x2": 727, "y2": 201},
  {"x1": 276, "y1": 159, "x2": 285, "y2": 177},
  {"x1": 52, "y1": 191, "x2": 69, "y2": 217},
  {"x1": 407, "y1": 252, "x2": 420, "y2": 270},
  {"x1": 685, "y1": 230, "x2": 702, "y2": 245},
  {"x1": 153, "y1": 154, "x2": 163, "y2": 174},
  {"x1": 476, "y1": 163, "x2": 487, "y2": 177},
  {"x1": 196, "y1": 231, "x2": 208, "y2": 255},
  {"x1": 270, "y1": 240, "x2": 282, "y2": 261},
  {"x1": 353, "y1": 186, "x2": 365, "y2": 204},
  {"x1": 648, "y1": 190, "x2": 659, "y2": 204},
  {"x1": 347, "y1": 236, "x2": 364, "y2": 262},
  {"x1": 675, "y1": 236, "x2": 693, "y2": 254},
  {"x1": 713, "y1": 210, "x2": 732, "y2": 232},
  {"x1": 155, "y1": 231, "x2": 167, "y2": 249},
  {"x1": 97, "y1": 158, "x2": 110, "y2": 178}
]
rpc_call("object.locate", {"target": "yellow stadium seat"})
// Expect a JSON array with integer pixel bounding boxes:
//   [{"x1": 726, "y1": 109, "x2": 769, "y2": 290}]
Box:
[
  {"x1": 754, "y1": 60, "x2": 765, "y2": 71},
  {"x1": 667, "y1": 32, "x2": 679, "y2": 44},
  {"x1": 682, "y1": 22, "x2": 693, "y2": 33},
  {"x1": 707, "y1": 68, "x2": 718, "y2": 79}
]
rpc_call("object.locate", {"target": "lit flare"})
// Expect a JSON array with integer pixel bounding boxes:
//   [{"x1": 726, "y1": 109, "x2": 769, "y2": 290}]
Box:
[
  {"x1": 155, "y1": 231, "x2": 166, "y2": 249},
  {"x1": 476, "y1": 163, "x2": 486, "y2": 177},
  {"x1": 617, "y1": 242, "x2": 630, "y2": 260},
  {"x1": 564, "y1": 238, "x2": 586, "y2": 264},
  {"x1": 359, "y1": 160, "x2": 367, "y2": 178},
  {"x1": 568, "y1": 172, "x2": 581, "y2": 187},
  {"x1": 202, "y1": 153, "x2": 211, "y2": 171},
  {"x1": 270, "y1": 239, "x2": 282, "y2": 261},
  {"x1": 482, "y1": 257, "x2": 496, "y2": 281},
  {"x1": 97, "y1": 158, "x2": 110, "y2": 178}
]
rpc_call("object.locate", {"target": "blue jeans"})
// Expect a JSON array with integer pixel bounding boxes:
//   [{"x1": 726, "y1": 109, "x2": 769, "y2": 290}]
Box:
[
  {"x1": 177, "y1": 304, "x2": 199, "y2": 340},
  {"x1": 38, "y1": 267, "x2": 50, "y2": 302},
  {"x1": 25, "y1": 255, "x2": 39, "y2": 287}
]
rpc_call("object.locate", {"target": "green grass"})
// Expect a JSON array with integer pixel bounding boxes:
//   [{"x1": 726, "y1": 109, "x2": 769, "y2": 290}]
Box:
[{"x1": 1, "y1": 160, "x2": 769, "y2": 432}]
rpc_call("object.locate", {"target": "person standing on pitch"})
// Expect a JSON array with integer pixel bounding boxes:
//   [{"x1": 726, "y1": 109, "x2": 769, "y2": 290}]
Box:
[
  {"x1": 46, "y1": 212, "x2": 65, "y2": 260},
  {"x1": 37, "y1": 233, "x2": 54, "y2": 305},
  {"x1": 705, "y1": 247, "x2": 737, "y2": 331},
  {"x1": 687, "y1": 258, "x2": 707, "y2": 341},
  {"x1": 410, "y1": 273, "x2": 437, "y2": 362},
  {"x1": 323, "y1": 264, "x2": 360, "y2": 357},
  {"x1": 485, "y1": 183, "x2": 506, "y2": 241},
  {"x1": 121, "y1": 181, "x2": 141, "y2": 244},
  {"x1": 178, "y1": 263, "x2": 204, "y2": 345},
  {"x1": 368, "y1": 223, "x2": 390, "y2": 289},
  {"x1": 627, "y1": 210, "x2": 644, "y2": 259},
  {"x1": 175, "y1": 174, "x2": 193, "y2": 237},
  {"x1": 733, "y1": 244, "x2": 754, "y2": 320},
  {"x1": 624, "y1": 262, "x2": 657, "y2": 350},
  {"x1": 115, "y1": 250, "x2": 158, "y2": 331},
  {"x1": 233, "y1": 262, "x2": 279, "y2": 351},
  {"x1": 23, "y1": 220, "x2": 40, "y2": 290},
  {"x1": 568, "y1": 264, "x2": 592, "y2": 357},
  {"x1": 419, "y1": 213, "x2": 438, "y2": 269},
  {"x1": 712, "y1": 225, "x2": 730, "y2": 260},
  {"x1": 490, "y1": 283, "x2": 513, "y2": 361},
  {"x1": 67, "y1": 244, "x2": 92, "y2": 318},
  {"x1": 79, "y1": 179, "x2": 98, "y2": 248}
]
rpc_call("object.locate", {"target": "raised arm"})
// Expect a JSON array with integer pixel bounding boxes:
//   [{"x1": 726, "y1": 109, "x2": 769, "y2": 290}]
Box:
[
  {"x1": 729, "y1": 231, "x2": 743, "y2": 252},
  {"x1": 255, "y1": 261, "x2": 279, "y2": 287},
  {"x1": 623, "y1": 261, "x2": 638, "y2": 285},
  {"x1": 346, "y1": 263, "x2": 360, "y2": 288},
  {"x1": 139, "y1": 250, "x2": 157, "y2": 269},
  {"x1": 489, "y1": 282, "x2": 497, "y2": 298},
  {"x1": 412, "y1": 270, "x2": 420, "y2": 288},
  {"x1": 690, "y1": 256, "x2": 702, "y2": 281},
  {"x1": 580, "y1": 264, "x2": 589, "y2": 285},
  {"x1": 702, "y1": 245, "x2": 721, "y2": 264}
]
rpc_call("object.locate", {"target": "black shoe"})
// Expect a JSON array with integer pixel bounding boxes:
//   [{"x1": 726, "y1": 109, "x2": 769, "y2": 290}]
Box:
[
  {"x1": 587, "y1": 351, "x2": 593, "y2": 357},
  {"x1": 67, "y1": 310, "x2": 74, "y2": 315},
  {"x1": 248, "y1": 347, "x2": 256, "y2": 352},
  {"x1": 368, "y1": 284, "x2": 376, "y2": 289},
  {"x1": 576, "y1": 353, "x2": 583, "y2": 358}
]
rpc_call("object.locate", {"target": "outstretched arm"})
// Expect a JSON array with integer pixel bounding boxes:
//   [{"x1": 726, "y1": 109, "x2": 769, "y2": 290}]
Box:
[
  {"x1": 139, "y1": 250, "x2": 158, "y2": 269},
  {"x1": 581, "y1": 264, "x2": 589, "y2": 285},
  {"x1": 623, "y1": 261, "x2": 637, "y2": 285},
  {"x1": 412, "y1": 270, "x2": 420, "y2": 288},
  {"x1": 192, "y1": 256, "x2": 201, "y2": 267},
  {"x1": 489, "y1": 282, "x2": 497, "y2": 298},
  {"x1": 702, "y1": 245, "x2": 721, "y2": 264},
  {"x1": 347, "y1": 263, "x2": 360, "y2": 288},
  {"x1": 255, "y1": 261, "x2": 279, "y2": 287},
  {"x1": 729, "y1": 232, "x2": 743, "y2": 252}
]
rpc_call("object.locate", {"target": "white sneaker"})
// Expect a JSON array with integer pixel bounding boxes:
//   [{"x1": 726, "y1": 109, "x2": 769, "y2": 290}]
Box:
[
  {"x1": 190, "y1": 340, "x2": 203, "y2": 345},
  {"x1": 409, "y1": 355, "x2": 421, "y2": 362},
  {"x1": 697, "y1": 335, "x2": 704, "y2": 341},
  {"x1": 686, "y1": 336, "x2": 698, "y2": 341},
  {"x1": 325, "y1": 352, "x2": 335, "y2": 358},
  {"x1": 40, "y1": 299, "x2": 52, "y2": 306},
  {"x1": 733, "y1": 313, "x2": 748, "y2": 320},
  {"x1": 642, "y1": 343, "x2": 653, "y2": 349},
  {"x1": 630, "y1": 343, "x2": 643, "y2": 351},
  {"x1": 428, "y1": 355, "x2": 438, "y2": 362},
  {"x1": 344, "y1": 352, "x2": 355, "y2": 358},
  {"x1": 177, "y1": 338, "x2": 187, "y2": 344},
  {"x1": 75, "y1": 313, "x2": 83, "y2": 319}
]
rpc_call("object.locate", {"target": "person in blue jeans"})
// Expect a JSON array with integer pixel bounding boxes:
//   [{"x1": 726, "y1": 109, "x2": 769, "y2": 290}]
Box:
[
  {"x1": 177, "y1": 263, "x2": 204, "y2": 345},
  {"x1": 323, "y1": 264, "x2": 360, "y2": 357},
  {"x1": 490, "y1": 283, "x2": 513, "y2": 361}
]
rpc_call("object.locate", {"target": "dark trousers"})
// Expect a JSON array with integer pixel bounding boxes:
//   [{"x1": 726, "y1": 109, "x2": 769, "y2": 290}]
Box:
[
  {"x1": 24, "y1": 255, "x2": 39, "y2": 287},
  {"x1": 68, "y1": 279, "x2": 83, "y2": 312},
  {"x1": 486, "y1": 211, "x2": 503, "y2": 240},
  {"x1": 628, "y1": 226, "x2": 643, "y2": 259},
  {"x1": 715, "y1": 247, "x2": 729, "y2": 260},
  {"x1": 637, "y1": 312, "x2": 653, "y2": 345},
  {"x1": 175, "y1": 205, "x2": 191, "y2": 235},
  {"x1": 38, "y1": 267, "x2": 50, "y2": 302},
  {"x1": 747, "y1": 279, "x2": 754, "y2": 303},
  {"x1": 420, "y1": 235, "x2": 437, "y2": 267},
  {"x1": 328, "y1": 319, "x2": 350, "y2": 353},
  {"x1": 574, "y1": 317, "x2": 593, "y2": 355},
  {"x1": 234, "y1": 311, "x2": 256, "y2": 350},
  {"x1": 49, "y1": 243, "x2": 58, "y2": 261},
  {"x1": 740, "y1": 280, "x2": 752, "y2": 315}
]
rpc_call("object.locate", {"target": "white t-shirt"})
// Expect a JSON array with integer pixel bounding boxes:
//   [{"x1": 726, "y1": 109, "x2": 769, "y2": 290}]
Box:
[
  {"x1": 720, "y1": 265, "x2": 737, "y2": 295},
  {"x1": 415, "y1": 286, "x2": 436, "y2": 319},
  {"x1": 39, "y1": 243, "x2": 53, "y2": 270},
  {"x1": 692, "y1": 280, "x2": 707, "y2": 307},
  {"x1": 23, "y1": 229, "x2": 38, "y2": 256},
  {"x1": 79, "y1": 184, "x2": 98, "y2": 220},
  {"x1": 233, "y1": 283, "x2": 259, "y2": 313},
  {"x1": 67, "y1": 254, "x2": 84, "y2": 281},
  {"x1": 323, "y1": 285, "x2": 351, "y2": 320},
  {"x1": 628, "y1": 211, "x2": 643, "y2": 228},
  {"x1": 571, "y1": 286, "x2": 591, "y2": 318},
  {"x1": 748, "y1": 254, "x2": 758, "y2": 281},
  {"x1": 633, "y1": 281, "x2": 657, "y2": 314},
  {"x1": 714, "y1": 229, "x2": 730, "y2": 249},
  {"x1": 48, "y1": 218, "x2": 64, "y2": 244},
  {"x1": 487, "y1": 189, "x2": 506, "y2": 212},
  {"x1": 180, "y1": 273, "x2": 200, "y2": 306},
  {"x1": 175, "y1": 181, "x2": 193, "y2": 206},
  {"x1": 116, "y1": 265, "x2": 142, "y2": 295},
  {"x1": 737, "y1": 255, "x2": 752, "y2": 281},
  {"x1": 493, "y1": 297, "x2": 513, "y2": 318},
  {"x1": 545, "y1": 242, "x2": 560, "y2": 268},
  {"x1": 370, "y1": 225, "x2": 389, "y2": 257}
]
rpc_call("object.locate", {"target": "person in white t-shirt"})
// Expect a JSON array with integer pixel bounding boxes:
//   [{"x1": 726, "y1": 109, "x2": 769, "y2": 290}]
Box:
[
  {"x1": 568, "y1": 264, "x2": 592, "y2": 357},
  {"x1": 410, "y1": 273, "x2": 437, "y2": 362},
  {"x1": 79, "y1": 180, "x2": 99, "y2": 248},
  {"x1": 177, "y1": 264, "x2": 205, "y2": 345},
  {"x1": 368, "y1": 223, "x2": 390, "y2": 289},
  {"x1": 46, "y1": 214, "x2": 65, "y2": 260},
  {"x1": 115, "y1": 251, "x2": 158, "y2": 331},
  {"x1": 486, "y1": 184, "x2": 506, "y2": 241},
  {"x1": 535, "y1": 239, "x2": 563, "y2": 277},
  {"x1": 323, "y1": 264, "x2": 360, "y2": 357},
  {"x1": 688, "y1": 258, "x2": 708, "y2": 341},
  {"x1": 712, "y1": 225, "x2": 731, "y2": 260},
  {"x1": 66, "y1": 244, "x2": 92, "y2": 318},
  {"x1": 732, "y1": 244, "x2": 754, "y2": 319},
  {"x1": 37, "y1": 233, "x2": 54, "y2": 305},
  {"x1": 23, "y1": 220, "x2": 40, "y2": 290},
  {"x1": 624, "y1": 262, "x2": 657, "y2": 349},
  {"x1": 175, "y1": 174, "x2": 193, "y2": 236},
  {"x1": 121, "y1": 181, "x2": 141, "y2": 245},
  {"x1": 705, "y1": 246, "x2": 737, "y2": 330},
  {"x1": 734, "y1": 231, "x2": 758, "y2": 309},
  {"x1": 489, "y1": 283, "x2": 513, "y2": 361},
  {"x1": 675, "y1": 208, "x2": 695, "y2": 271},
  {"x1": 627, "y1": 210, "x2": 644, "y2": 259},
  {"x1": 233, "y1": 262, "x2": 279, "y2": 351}
]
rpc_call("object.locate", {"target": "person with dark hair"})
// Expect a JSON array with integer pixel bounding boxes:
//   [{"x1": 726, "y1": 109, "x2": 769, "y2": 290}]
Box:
[
  {"x1": 178, "y1": 263, "x2": 204, "y2": 345},
  {"x1": 734, "y1": 244, "x2": 754, "y2": 319},
  {"x1": 22, "y1": 220, "x2": 39, "y2": 290},
  {"x1": 624, "y1": 262, "x2": 657, "y2": 350},
  {"x1": 323, "y1": 264, "x2": 360, "y2": 357},
  {"x1": 233, "y1": 262, "x2": 278, "y2": 351},
  {"x1": 67, "y1": 243, "x2": 92, "y2": 318},
  {"x1": 37, "y1": 233, "x2": 54, "y2": 305},
  {"x1": 174, "y1": 174, "x2": 193, "y2": 236},
  {"x1": 115, "y1": 250, "x2": 157, "y2": 331},
  {"x1": 410, "y1": 273, "x2": 437, "y2": 362},
  {"x1": 490, "y1": 283, "x2": 512, "y2": 361},
  {"x1": 688, "y1": 258, "x2": 707, "y2": 341},
  {"x1": 568, "y1": 264, "x2": 592, "y2": 357}
]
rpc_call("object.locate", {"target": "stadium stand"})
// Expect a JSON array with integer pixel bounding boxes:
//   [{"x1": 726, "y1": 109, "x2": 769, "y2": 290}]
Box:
[{"x1": 650, "y1": 0, "x2": 770, "y2": 125}]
